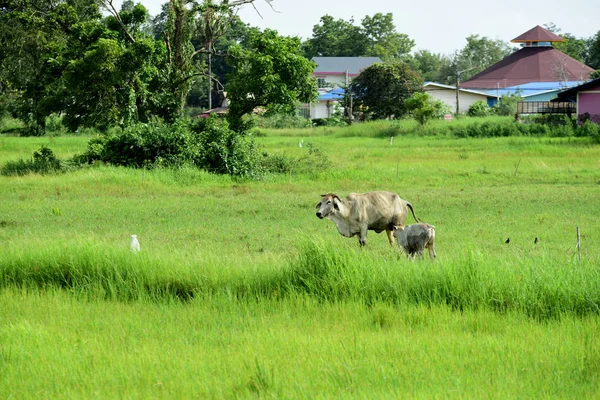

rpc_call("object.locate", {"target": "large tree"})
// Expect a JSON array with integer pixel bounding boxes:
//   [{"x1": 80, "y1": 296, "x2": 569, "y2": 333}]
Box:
[
  {"x1": 225, "y1": 29, "x2": 318, "y2": 131},
  {"x1": 302, "y1": 13, "x2": 414, "y2": 60},
  {"x1": 360, "y1": 13, "x2": 414, "y2": 61},
  {"x1": 301, "y1": 15, "x2": 367, "y2": 58},
  {"x1": 349, "y1": 61, "x2": 423, "y2": 120},
  {"x1": 454, "y1": 35, "x2": 513, "y2": 81},
  {"x1": 410, "y1": 49, "x2": 453, "y2": 83},
  {"x1": 0, "y1": 0, "x2": 102, "y2": 131}
]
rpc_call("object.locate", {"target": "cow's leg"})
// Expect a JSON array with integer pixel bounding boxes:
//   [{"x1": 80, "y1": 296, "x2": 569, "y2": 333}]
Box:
[
  {"x1": 386, "y1": 228, "x2": 395, "y2": 246},
  {"x1": 359, "y1": 224, "x2": 368, "y2": 246},
  {"x1": 428, "y1": 243, "x2": 437, "y2": 259}
]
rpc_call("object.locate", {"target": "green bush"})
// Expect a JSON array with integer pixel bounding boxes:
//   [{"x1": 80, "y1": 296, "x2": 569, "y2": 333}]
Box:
[
  {"x1": 467, "y1": 101, "x2": 492, "y2": 117},
  {"x1": 1, "y1": 146, "x2": 64, "y2": 176},
  {"x1": 191, "y1": 115, "x2": 263, "y2": 178},
  {"x1": 76, "y1": 119, "x2": 198, "y2": 168},
  {"x1": 311, "y1": 117, "x2": 346, "y2": 127},
  {"x1": 576, "y1": 120, "x2": 600, "y2": 140},
  {"x1": 248, "y1": 113, "x2": 314, "y2": 129},
  {"x1": 260, "y1": 143, "x2": 332, "y2": 176},
  {"x1": 45, "y1": 113, "x2": 65, "y2": 134},
  {"x1": 494, "y1": 93, "x2": 523, "y2": 116}
]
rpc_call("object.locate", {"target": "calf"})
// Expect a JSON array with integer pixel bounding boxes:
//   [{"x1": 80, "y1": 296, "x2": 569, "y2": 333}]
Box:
[{"x1": 393, "y1": 223, "x2": 436, "y2": 260}]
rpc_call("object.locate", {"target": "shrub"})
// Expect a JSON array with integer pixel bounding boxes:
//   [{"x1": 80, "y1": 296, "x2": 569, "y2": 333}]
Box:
[
  {"x1": 19, "y1": 122, "x2": 44, "y2": 137},
  {"x1": 405, "y1": 92, "x2": 446, "y2": 126},
  {"x1": 260, "y1": 143, "x2": 332, "y2": 176},
  {"x1": 494, "y1": 93, "x2": 523, "y2": 116},
  {"x1": 249, "y1": 113, "x2": 314, "y2": 129},
  {"x1": 576, "y1": 120, "x2": 600, "y2": 139},
  {"x1": 311, "y1": 117, "x2": 347, "y2": 127},
  {"x1": 45, "y1": 113, "x2": 65, "y2": 134},
  {"x1": 191, "y1": 115, "x2": 263, "y2": 178},
  {"x1": 467, "y1": 101, "x2": 492, "y2": 117},
  {"x1": 1, "y1": 146, "x2": 64, "y2": 176},
  {"x1": 76, "y1": 119, "x2": 198, "y2": 168}
]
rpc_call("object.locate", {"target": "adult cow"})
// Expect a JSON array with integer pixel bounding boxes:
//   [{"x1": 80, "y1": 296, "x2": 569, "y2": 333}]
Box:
[{"x1": 315, "y1": 191, "x2": 420, "y2": 246}]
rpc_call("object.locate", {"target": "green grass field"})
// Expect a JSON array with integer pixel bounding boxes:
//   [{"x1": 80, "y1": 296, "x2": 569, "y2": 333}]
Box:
[{"x1": 1, "y1": 120, "x2": 600, "y2": 398}]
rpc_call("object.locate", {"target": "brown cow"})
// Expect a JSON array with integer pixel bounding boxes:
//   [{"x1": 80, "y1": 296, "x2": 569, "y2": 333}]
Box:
[{"x1": 315, "y1": 191, "x2": 419, "y2": 246}]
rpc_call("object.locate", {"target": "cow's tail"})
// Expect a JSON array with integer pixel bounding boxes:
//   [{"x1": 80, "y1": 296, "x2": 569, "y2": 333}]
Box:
[{"x1": 406, "y1": 202, "x2": 421, "y2": 223}]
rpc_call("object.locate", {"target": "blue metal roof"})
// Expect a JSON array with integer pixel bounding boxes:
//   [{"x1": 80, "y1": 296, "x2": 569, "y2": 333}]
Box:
[
  {"x1": 484, "y1": 81, "x2": 584, "y2": 98},
  {"x1": 318, "y1": 87, "x2": 345, "y2": 101}
]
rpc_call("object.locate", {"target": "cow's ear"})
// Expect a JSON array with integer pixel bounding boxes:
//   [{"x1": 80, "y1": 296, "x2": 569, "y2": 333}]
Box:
[
  {"x1": 320, "y1": 194, "x2": 327, "y2": 197},
  {"x1": 333, "y1": 198, "x2": 340, "y2": 210},
  {"x1": 333, "y1": 195, "x2": 341, "y2": 202}
]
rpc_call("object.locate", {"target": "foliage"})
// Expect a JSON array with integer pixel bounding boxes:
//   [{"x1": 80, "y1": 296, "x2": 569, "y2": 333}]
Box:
[
  {"x1": 360, "y1": 13, "x2": 415, "y2": 61},
  {"x1": 467, "y1": 100, "x2": 492, "y2": 117},
  {"x1": 75, "y1": 119, "x2": 199, "y2": 168},
  {"x1": 587, "y1": 31, "x2": 600, "y2": 69},
  {"x1": 301, "y1": 15, "x2": 368, "y2": 57},
  {"x1": 494, "y1": 93, "x2": 523, "y2": 116},
  {"x1": 246, "y1": 113, "x2": 314, "y2": 129},
  {"x1": 191, "y1": 115, "x2": 263, "y2": 178},
  {"x1": 404, "y1": 92, "x2": 446, "y2": 126},
  {"x1": 302, "y1": 13, "x2": 414, "y2": 61},
  {"x1": 350, "y1": 61, "x2": 423, "y2": 120},
  {"x1": 226, "y1": 29, "x2": 318, "y2": 131},
  {"x1": 453, "y1": 35, "x2": 514, "y2": 81},
  {"x1": 1, "y1": 146, "x2": 64, "y2": 176},
  {"x1": 260, "y1": 143, "x2": 332, "y2": 176},
  {"x1": 409, "y1": 49, "x2": 453, "y2": 82},
  {"x1": 44, "y1": 113, "x2": 66, "y2": 134},
  {"x1": 311, "y1": 117, "x2": 347, "y2": 127}
]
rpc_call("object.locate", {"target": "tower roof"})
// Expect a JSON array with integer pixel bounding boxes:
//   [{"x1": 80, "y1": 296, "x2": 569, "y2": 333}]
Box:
[
  {"x1": 460, "y1": 47, "x2": 594, "y2": 90},
  {"x1": 511, "y1": 25, "x2": 565, "y2": 43}
]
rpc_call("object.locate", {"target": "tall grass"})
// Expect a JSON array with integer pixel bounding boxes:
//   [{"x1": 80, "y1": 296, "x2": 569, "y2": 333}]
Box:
[{"x1": 2, "y1": 239, "x2": 599, "y2": 320}]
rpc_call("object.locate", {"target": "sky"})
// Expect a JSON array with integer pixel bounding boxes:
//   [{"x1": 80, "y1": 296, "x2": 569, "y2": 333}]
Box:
[{"x1": 111, "y1": 0, "x2": 598, "y2": 55}]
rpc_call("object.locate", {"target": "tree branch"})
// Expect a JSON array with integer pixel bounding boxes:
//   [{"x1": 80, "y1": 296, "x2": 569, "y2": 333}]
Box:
[
  {"x1": 100, "y1": 0, "x2": 136, "y2": 44},
  {"x1": 164, "y1": 31, "x2": 173, "y2": 65}
]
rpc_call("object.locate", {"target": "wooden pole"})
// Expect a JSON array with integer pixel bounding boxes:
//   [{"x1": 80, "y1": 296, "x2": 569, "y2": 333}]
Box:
[{"x1": 577, "y1": 226, "x2": 581, "y2": 262}]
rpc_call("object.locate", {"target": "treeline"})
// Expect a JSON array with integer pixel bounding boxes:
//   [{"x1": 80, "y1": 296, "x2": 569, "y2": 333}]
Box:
[{"x1": 0, "y1": 0, "x2": 317, "y2": 134}]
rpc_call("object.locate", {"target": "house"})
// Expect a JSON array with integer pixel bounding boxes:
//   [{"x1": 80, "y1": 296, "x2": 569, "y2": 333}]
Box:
[
  {"x1": 554, "y1": 77, "x2": 600, "y2": 123},
  {"x1": 305, "y1": 87, "x2": 345, "y2": 119},
  {"x1": 311, "y1": 57, "x2": 382, "y2": 91},
  {"x1": 423, "y1": 82, "x2": 493, "y2": 114},
  {"x1": 302, "y1": 57, "x2": 382, "y2": 119},
  {"x1": 460, "y1": 25, "x2": 594, "y2": 90}
]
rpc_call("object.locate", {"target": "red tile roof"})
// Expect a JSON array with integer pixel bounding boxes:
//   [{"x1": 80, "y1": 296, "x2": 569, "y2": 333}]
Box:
[
  {"x1": 511, "y1": 25, "x2": 565, "y2": 43},
  {"x1": 460, "y1": 47, "x2": 594, "y2": 90}
]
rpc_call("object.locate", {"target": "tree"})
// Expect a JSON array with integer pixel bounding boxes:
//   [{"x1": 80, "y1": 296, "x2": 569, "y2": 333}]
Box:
[
  {"x1": 544, "y1": 22, "x2": 589, "y2": 63},
  {"x1": 360, "y1": 13, "x2": 414, "y2": 61},
  {"x1": 225, "y1": 29, "x2": 318, "y2": 131},
  {"x1": 410, "y1": 49, "x2": 452, "y2": 82},
  {"x1": 301, "y1": 13, "x2": 415, "y2": 60},
  {"x1": 0, "y1": 0, "x2": 103, "y2": 132},
  {"x1": 404, "y1": 92, "x2": 445, "y2": 126},
  {"x1": 349, "y1": 61, "x2": 423, "y2": 120},
  {"x1": 586, "y1": 31, "x2": 600, "y2": 70},
  {"x1": 453, "y1": 35, "x2": 513, "y2": 81},
  {"x1": 302, "y1": 15, "x2": 367, "y2": 58}
]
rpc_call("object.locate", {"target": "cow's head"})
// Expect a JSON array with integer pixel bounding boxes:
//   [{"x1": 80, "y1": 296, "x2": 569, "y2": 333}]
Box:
[
  {"x1": 315, "y1": 193, "x2": 341, "y2": 219},
  {"x1": 392, "y1": 225, "x2": 405, "y2": 239}
]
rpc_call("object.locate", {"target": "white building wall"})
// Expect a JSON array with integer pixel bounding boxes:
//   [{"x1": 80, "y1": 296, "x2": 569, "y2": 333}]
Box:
[
  {"x1": 425, "y1": 87, "x2": 489, "y2": 114},
  {"x1": 315, "y1": 74, "x2": 348, "y2": 89},
  {"x1": 310, "y1": 101, "x2": 336, "y2": 119}
]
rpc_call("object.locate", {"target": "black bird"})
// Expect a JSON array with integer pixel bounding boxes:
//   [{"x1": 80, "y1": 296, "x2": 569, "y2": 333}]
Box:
[
  {"x1": 534, "y1": 237, "x2": 538, "y2": 244},
  {"x1": 505, "y1": 238, "x2": 510, "y2": 244}
]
